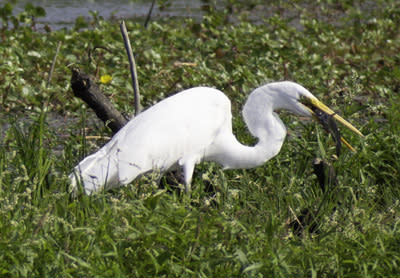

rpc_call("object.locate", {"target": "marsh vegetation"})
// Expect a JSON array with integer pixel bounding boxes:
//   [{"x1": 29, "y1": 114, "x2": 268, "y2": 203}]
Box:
[{"x1": 1, "y1": 0, "x2": 399, "y2": 277}]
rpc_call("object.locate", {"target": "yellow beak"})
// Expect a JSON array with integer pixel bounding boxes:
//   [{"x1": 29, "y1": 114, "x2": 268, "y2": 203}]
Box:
[{"x1": 307, "y1": 97, "x2": 364, "y2": 152}]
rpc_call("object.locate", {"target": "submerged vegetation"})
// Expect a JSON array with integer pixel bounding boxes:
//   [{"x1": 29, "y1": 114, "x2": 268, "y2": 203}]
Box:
[{"x1": 1, "y1": 0, "x2": 400, "y2": 276}]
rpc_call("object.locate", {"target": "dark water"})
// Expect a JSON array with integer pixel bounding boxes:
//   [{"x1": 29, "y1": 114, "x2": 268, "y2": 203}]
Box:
[{"x1": 12, "y1": 0, "x2": 207, "y2": 30}]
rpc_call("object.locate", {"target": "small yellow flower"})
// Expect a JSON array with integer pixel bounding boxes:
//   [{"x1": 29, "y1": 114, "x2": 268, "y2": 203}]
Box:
[{"x1": 100, "y1": 74, "x2": 113, "y2": 85}]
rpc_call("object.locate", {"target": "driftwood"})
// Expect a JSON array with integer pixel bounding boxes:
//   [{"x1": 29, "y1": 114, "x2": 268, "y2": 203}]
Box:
[
  {"x1": 70, "y1": 21, "x2": 141, "y2": 134},
  {"x1": 70, "y1": 67, "x2": 128, "y2": 134}
]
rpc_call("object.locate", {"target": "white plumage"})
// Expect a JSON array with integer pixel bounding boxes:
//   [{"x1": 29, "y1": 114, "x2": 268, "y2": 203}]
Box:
[{"x1": 70, "y1": 81, "x2": 362, "y2": 195}]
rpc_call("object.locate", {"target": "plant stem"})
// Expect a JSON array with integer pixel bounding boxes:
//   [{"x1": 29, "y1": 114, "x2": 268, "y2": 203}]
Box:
[
  {"x1": 144, "y1": 0, "x2": 156, "y2": 28},
  {"x1": 46, "y1": 41, "x2": 62, "y2": 88}
]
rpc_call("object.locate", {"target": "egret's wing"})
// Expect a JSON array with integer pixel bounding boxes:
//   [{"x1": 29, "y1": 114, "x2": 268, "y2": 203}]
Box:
[{"x1": 114, "y1": 87, "x2": 231, "y2": 184}]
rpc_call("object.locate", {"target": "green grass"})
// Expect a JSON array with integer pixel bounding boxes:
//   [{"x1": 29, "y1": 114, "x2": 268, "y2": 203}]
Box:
[{"x1": 1, "y1": 0, "x2": 400, "y2": 277}]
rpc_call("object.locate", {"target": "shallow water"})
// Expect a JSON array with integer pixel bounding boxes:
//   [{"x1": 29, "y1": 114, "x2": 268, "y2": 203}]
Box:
[{"x1": 12, "y1": 0, "x2": 208, "y2": 30}]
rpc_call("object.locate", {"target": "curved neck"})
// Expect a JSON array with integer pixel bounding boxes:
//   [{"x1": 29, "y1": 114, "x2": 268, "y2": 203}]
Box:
[
  {"x1": 205, "y1": 87, "x2": 290, "y2": 170},
  {"x1": 207, "y1": 112, "x2": 287, "y2": 170},
  {"x1": 222, "y1": 119, "x2": 286, "y2": 169}
]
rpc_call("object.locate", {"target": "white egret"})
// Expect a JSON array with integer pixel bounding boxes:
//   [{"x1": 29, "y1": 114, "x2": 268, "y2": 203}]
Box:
[{"x1": 70, "y1": 81, "x2": 363, "y2": 195}]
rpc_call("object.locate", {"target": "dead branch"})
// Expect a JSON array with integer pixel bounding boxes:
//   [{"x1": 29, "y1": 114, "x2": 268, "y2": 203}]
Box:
[{"x1": 70, "y1": 67, "x2": 128, "y2": 134}]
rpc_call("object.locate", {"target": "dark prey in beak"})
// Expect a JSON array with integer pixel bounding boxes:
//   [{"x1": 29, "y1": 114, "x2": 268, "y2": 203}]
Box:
[{"x1": 312, "y1": 106, "x2": 342, "y2": 156}]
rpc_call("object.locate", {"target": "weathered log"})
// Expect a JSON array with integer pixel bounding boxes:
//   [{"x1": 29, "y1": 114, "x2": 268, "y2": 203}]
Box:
[{"x1": 70, "y1": 68, "x2": 128, "y2": 134}]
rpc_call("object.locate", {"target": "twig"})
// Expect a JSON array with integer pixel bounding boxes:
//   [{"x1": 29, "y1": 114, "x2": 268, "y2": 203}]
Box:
[
  {"x1": 173, "y1": 61, "x2": 198, "y2": 67},
  {"x1": 32, "y1": 204, "x2": 55, "y2": 239},
  {"x1": 144, "y1": 0, "x2": 156, "y2": 28},
  {"x1": 71, "y1": 68, "x2": 128, "y2": 134},
  {"x1": 47, "y1": 41, "x2": 62, "y2": 88},
  {"x1": 85, "y1": 135, "x2": 111, "y2": 140},
  {"x1": 87, "y1": 46, "x2": 113, "y2": 79},
  {"x1": 120, "y1": 20, "x2": 141, "y2": 115},
  {"x1": 88, "y1": 45, "x2": 113, "y2": 64},
  {"x1": 288, "y1": 205, "x2": 304, "y2": 230}
]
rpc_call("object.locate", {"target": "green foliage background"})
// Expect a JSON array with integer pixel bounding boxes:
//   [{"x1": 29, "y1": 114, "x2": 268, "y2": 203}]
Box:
[{"x1": 1, "y1": 0, "x2": 400, "y2": 277}]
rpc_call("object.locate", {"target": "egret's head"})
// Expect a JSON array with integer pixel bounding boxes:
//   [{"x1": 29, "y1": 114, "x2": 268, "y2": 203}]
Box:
[
  {"x1": 260, "y1": 81, "x2": 317, "y2": 117},
  {"x1": 261, "y1": 81, "x2": 364, "y2": 151}
]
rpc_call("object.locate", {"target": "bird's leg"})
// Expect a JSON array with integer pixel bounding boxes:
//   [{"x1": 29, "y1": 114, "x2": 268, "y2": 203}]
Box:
[{"x1": 182, "y1": 162, "x2": 196, "y2": 193}]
